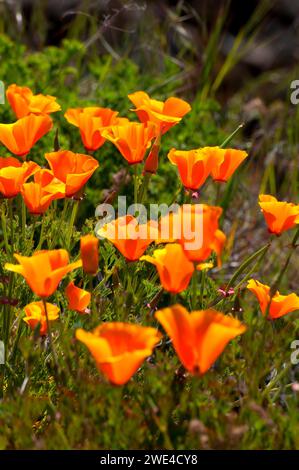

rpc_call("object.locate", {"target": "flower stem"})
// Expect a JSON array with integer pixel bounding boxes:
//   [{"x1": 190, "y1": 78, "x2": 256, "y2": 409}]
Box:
[
  {"x1": 42, "y1": 299, "x2": 59, "y2": 372},
  {"x1": 1, "y1": 205, "x2": 10, "y2": 255},
  {"x1": 66, "y1": 199, "x2": 79, "y2": 249},
  {"x1": 270, "y1": 227, "x2": 299, "y2": 296},
  {"x1": 220, "y1": 123, "x2": 244, "y2": 148},
  {"x1": 37, "y1": 215, "x2": 46, "y2": 250},
  {"x1": 133, "y1": 164, "x2": 138, "y2": 205},
  {"x1": 8, "y1": 199, "x2": 14, "y2": 256}
]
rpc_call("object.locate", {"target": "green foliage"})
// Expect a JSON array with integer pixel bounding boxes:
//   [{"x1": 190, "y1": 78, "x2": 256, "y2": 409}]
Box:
[{"x1": 0, "y1": 32, "x2": 299, "y2": 451}]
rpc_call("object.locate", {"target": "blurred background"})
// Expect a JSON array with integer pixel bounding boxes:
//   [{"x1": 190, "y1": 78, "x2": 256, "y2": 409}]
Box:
[{"x1": 1, "y1": 0, "x2": 299, "y2": 100}]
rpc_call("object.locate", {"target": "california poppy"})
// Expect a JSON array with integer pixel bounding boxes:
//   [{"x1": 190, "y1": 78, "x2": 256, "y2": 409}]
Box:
[
  {"x1": 128, "y1": 91, "x2": 191, "y2": 135},
  {"x1": 247, "y1": 279, "x2": 299, "y2": 319},
  {"x1": 65, "y1": 281, "x2": 91, "y2": 314},
  {"x1": 45, "y1": 150, "x2": 99, "y2": 197},
  {"x1": 141, "y1": 243, "x2": 194, "y2": 293},
  {"x1": 0, "y1": 157, "x2": 39, "y2": 198},
  {"x1": 0, "y1": 114, "x2": 53, "y2": 157},
  {"x1": 158, "y1": 204, "x2": 224, "y2": 263},
  {"x1": 76, "y1": 322, "x2": 161, "y2": 385},
  {"x1": 258, "y1": 195, "x2": 299, "y2": 235},
  {"x1": 23, "y1": 301, "x2": 59, "y2": 336},
  {"x1": 21, "y1": 169, "x2": 65, "y2": 215},
  {"x1": 155, "y1": 304, "x2": 246, "y2": 374},
  {"x1": 80, "y1": 234, "x2": 99, "y2": 275},
  {"x1": 64, "y1": 107, "x2": 128, "y2": 151},
  {"x1": 168, "y1": 148, "x2": 211, "y2": 190},
  {"x1": 101, "y1": 122, "x2": 156, "y2": 164},
  {"x1": 6, "y1": 84, "x2": 61, "y2": 119},
  {"x1": 204, "y1": 146, "x2": 248, "y2": 182},
  {"x1": 5, "y1": 249, "x2": 82, "y2": 298},
  {"x1": 97, "y1": 215, "x2": 158, "y2": 261}
]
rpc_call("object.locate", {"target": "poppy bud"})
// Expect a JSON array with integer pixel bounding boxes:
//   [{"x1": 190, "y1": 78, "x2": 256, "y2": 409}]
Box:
[{"x1": 80, "y1": 235, "x2": 99, "y2": 275}]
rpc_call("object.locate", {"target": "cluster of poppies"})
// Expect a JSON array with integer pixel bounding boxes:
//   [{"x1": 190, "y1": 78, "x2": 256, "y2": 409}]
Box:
[{"x1": 1, "y1": 84, "x2": 299, "y2": 386}]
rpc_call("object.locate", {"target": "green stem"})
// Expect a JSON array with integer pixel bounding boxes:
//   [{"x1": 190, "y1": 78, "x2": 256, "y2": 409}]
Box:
[
  {"x1": 37, "y1": 215, "x2": 46, "y2": 250},
  {"x1": 66, "y1": 200, "x2": 79, "y2": 249},
  {"x1": 200, "y1": 270, "x2": 206, "y2": 308},
  {"x1": 270, "y1": 227, "x2": 299, "y2": 296},
  {"x1": 1, "y1": 206, "x2": 10, "y2": 255},
  {"x1": 21, "y1": 197, "x2": 26, "y2": 243},
  {"x1": 133, "y1": 164, "x2": 138, "y2": 205},
  {"x1": 42, "y1": 299, "x2": 59, "y2": 372},
  {"x1": 138, "y1": 173, "x2": 151, "y2": 204},
  {"x1": 220, "y1": 123, "x2": 244, "y2": 148},
  {"x1": 8, "y1": 199, "x2": 14, "y2": 256},
  {"x1": 261, "y1": 362, "x2": 292, "y2": 400}
]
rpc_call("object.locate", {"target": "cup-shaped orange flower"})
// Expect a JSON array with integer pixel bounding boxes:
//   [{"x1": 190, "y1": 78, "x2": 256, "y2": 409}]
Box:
[
  {"x1": 141, "y1": 243, "x2": 194, "y2": 293},
  {"x1": 0, "y1": 114, "x2": 53, "y2": 157},
  {"x1": 128, "y1": 91, "x2": 191, "y2": 135},
  {"x1": 65, "y1": 281, "x2": 91, "y2": 314},
  {"x1": 6, "y1": 84, "x2": 61, "y2": 119},
  {"x1": 45, "y1": 150, "x2": 99, "y2": 197},
  {"x1": 101, "y1": 122, "x2": 156, "y2": 164},
  {"x1": 0, "y1": 157, "x2": 40, "y2": 198},
  {"x1": 64, "y1": 107, "x2": 128, "y2": 151},
  {"x1": 155, "y1": 304, "x2": 246, "y2": 374},
  {"x1": 258, "y1": 195, "x2": 299, "y2": 235},
  {"x1": 21, "y1": 169, "x2": 65, "y2": 215},
  {"x1": 247, "y1": 279, "x2": 299, "y2": 319},
  {"x1": 97, "y1": 215, "x2": 158, "y2": 261},
  {"x1": 204, "y1": 146, "x2": 248, "y2": 182},
  {"x1": 168, "y1": 148, "x2": 211, "y2": 190},
  {"x1": 23, "y1": 301, "x2": 59, "y2": 336},
  {"x1": 158, "y1": 204, "x2": 224, "y2": 263},
  {"x1": 80, "y1": 234, "x2": 99, "y2": 274},
  {"x1": 5, "y1": 249, "x2": 82, "y2": 298},
  {"x1": 76, "y1": 322, "x2": 161, "y2": 385}
]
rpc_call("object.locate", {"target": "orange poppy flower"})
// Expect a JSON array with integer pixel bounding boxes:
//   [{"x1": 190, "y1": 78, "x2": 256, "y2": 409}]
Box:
[
  {"x1": 168, "y1": 148, "x2": 211, "y2": 190},
  {"x1": 258, "y1": 195, "x2": 299, "y2": 235},
  {"x1": 247, "y1": 279, "x2": 299, "y2": 319},
  {"x1": 21, "y1": 169, "x2": 65, "y2": 215},
  {"x1": 5, "y1": 249, "x2": 82, "y2": 298},
  {"x1": 204, "y1": 146, "x2": 248, "y2": 182},
  {"x1": 23, "y1": 301, "x2": 59, "y2": 336},
  {"x1": 76, "y1": 322, "x2": 162, "y2": 385},
  {"x1": 0, "y1": 157, "x2": 39, "y2": 198},
  {"x1": 65, "y1": 281, "x2": 91, "y2": 314},
  {"x1": 0, "y1": 114, "x2": 53, "y2": 157},
  {"x1": 155, "y1": 304, "x2": 246, "y2": 374},
  {"x1": 6, "y1": 84, "x2": 61, "y2": 119},
  {"x1": 80, "y1": 234, "x2": 99, "y2": 275},
  {"x1": 45, "y1": 150, "x2": 99, "y2": 197},
  {"x1": 64, "y1": 107, "x2": 128, "y2": 151},
  {"x1": 158, "y1": 204, "x2": 224, "y2": 263},
  {"x1": 97, "y1": 215, "x2": 158, "y2": 261},
  {"x1": 141, "y1": 243, "x2": 194, "y2": 293},
  {"x1": 101, "y1": 122, "x2": 156, "y2": 164},
  {"x1": 128, "y1": 91, "x2": 191, "y2": 135}
]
